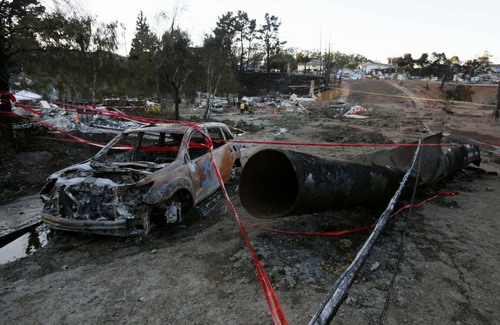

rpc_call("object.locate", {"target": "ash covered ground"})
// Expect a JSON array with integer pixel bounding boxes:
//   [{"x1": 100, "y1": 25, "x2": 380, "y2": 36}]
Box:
[{"x1": 1, "y1": 80, "x2": 500, "y2": 324}]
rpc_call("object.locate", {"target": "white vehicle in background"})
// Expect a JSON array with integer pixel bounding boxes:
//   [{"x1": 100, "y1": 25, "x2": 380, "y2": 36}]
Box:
[{"x1": 211, "y1": 103, "x2": 224, "y2": 113}]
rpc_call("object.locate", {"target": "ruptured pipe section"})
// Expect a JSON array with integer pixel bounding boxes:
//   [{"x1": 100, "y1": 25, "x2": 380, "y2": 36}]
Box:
[
  {"x1": 442, "y1": 144, "x2": 481, "y2": 178},
  {"x1": 239, "y1": 149, "x2": 406, "y2": 219}
]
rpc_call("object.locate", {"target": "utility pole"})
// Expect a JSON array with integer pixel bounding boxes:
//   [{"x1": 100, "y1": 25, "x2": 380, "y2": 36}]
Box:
[
  {"x1": 319, "y1": 26, "x2": 322, "y2": 80},
  {"x1": 495, "y1": 80, "x2": 500, "y2": 120},
  {"x1": 338, "y1": 66, "x2": 344, "y2": 87}
]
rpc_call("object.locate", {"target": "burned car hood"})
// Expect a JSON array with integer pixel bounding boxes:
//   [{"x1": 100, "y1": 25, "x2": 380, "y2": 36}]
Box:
[
  {"x1": 40, "y1": 160, "x2": 169, "y2": 226},
  {"x1": 44, "y1": 160, "x2": 163, "y2": 187},
  {"x1": 40, "y1": 160, "x2": 169, "y2": 207}
]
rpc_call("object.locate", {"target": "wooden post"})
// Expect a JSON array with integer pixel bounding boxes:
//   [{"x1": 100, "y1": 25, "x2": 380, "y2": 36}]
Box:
[{"x1": 338, "y1": 67, "x2": 343, "y2": 87}]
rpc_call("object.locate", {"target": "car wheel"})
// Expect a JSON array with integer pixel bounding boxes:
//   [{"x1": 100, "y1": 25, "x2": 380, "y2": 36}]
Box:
[
  {"x1": 227, "y1": 166, "x2": 241, "y2": 187},
  {"x1": 149, "y1": 199, "x2": 183, "y2": 227},
  {"x1": 165, "y1": 200, "x2": 182, "y2": 223}
]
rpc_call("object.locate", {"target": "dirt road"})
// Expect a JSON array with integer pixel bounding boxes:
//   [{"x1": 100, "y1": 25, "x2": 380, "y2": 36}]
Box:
[{"x1": 1, "y1": 80, "x2": 499, "y2": 324}]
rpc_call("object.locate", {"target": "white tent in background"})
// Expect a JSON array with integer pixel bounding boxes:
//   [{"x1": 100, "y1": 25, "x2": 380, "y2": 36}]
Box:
[{"x1": 13, "y1": 90, "x2": 42, "y2": 101}]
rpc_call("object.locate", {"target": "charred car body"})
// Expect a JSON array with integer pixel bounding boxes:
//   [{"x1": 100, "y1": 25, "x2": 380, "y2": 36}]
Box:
[{"x1": 41, "y1": 122, "x2": 241, "y2": 236}]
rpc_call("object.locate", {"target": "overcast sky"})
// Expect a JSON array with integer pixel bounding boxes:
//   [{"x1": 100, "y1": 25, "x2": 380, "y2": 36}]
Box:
[{"x1": 67, "y1": 0, "x2": 499, "y2": 63}]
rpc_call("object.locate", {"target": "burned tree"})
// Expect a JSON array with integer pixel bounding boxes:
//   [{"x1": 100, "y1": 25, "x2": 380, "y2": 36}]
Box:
[
  {"x1": 199, "y1": 35, "x2": 225, "y2": 120},
  {"x1": 460, "y1": 54, "x2": 491, "y2": 83},
  {"x1": 0, "y1": 0, "x2": 45, "y2": 89},
  {"x1": 156, "y1": 28, "x2": 194, "y2": 120},
  {"x1": 257, "y1": 13, "x2": 285, "y2": 74},
  {"x1": 296, "y1": 52, "x2": 311, "y2": 75},
  {"x1": 69, "y1": 17, "x2": 118, "y2": 105},
  {"x1": 128, "y1": 11, "x2": 159, "y2": 99},
  {"x1": 234, "y1": 11, "x2": 256, "y2": 72},
  {"x1": 0, "y1": 0, "x2": 47, "y2": 152},
  {"x1": 198, "y1": 13, "x2": 240, "y2": 120}
]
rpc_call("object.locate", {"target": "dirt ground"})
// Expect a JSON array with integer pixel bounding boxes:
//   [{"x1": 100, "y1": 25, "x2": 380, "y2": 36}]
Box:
[{"x1": 1, "y1": 80, "x2": 499, "y2": 324}]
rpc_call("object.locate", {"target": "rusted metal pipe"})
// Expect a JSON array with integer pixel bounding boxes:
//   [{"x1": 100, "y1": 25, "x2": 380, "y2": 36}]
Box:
[
  {"x1": 358, "y1": 133, "x2": 481, "y2": 185},
  {"x1": 239, "y1": 141, "x2": 481, "y2": 219},
  {"x1": 442, "y1": 144, "x2": 481, "y2": 178},
  {"x1": 239, "y1": 149, "x2": 406, "y2": 219}
]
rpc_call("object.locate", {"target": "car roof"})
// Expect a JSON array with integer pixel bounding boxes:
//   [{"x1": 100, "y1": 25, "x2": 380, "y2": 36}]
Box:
[{"x1": 123, "y1": 122, "x2": 229, "y2": 134}]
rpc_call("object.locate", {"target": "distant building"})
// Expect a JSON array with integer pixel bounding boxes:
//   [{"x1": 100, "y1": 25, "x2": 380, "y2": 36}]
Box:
[
  {"x1": 490, "y1": 64, "x2": 500, "y2": 74},
  {"x1": 357, "y1": 62, "x2": 394, "y2": 75},
  {"x1": 243, "y1": 60, "x2": 264, "y2": 72},
  {"x1": 296, "y1": 59, "x2": 322, "y2": 74}
]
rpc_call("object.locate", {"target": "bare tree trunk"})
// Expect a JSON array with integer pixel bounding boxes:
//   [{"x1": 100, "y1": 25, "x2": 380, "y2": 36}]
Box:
[
  {"x1": 87, "y1": 52, "x2": 98, "y2": 107},
  {"x1": 92, "y1": 69, "x2": 96, "y2": 105},
  {"x1": 204, "y1": 67, "x2": 223, "y2": 121},
  {"x1": 266, "y1": 52, "x2": 271, "y2": 74},
  {"x1": 332, "y1": 65, "x2": 338, "y2": 86},
  {"x1": 239, "y1": 33, "x2": 245, "y2": 72},
  {"x1": 204, "y1": 93, "x2": 211, "y2": 121},
  {"x1": 204, "y1": 61, "x2": 213, "y2": 120},
  {"x1": 439, "y1": 71, "x2": 447, "y2": 90},
  {"x1": 0, "y1": 81, "x2": 16, "y2": 153},
  {"x1": 1, "y1": 51, "x2": 16, "y2": 151},
  {"x1": 495, "y1": 81, "x2": 500, "y2": 120},
  {"x1": 173, "y1": 85, "x2": 180, "y2": 121},
  {"x1": 246, "y1": 40, "x2": 253, "y2": 71}
]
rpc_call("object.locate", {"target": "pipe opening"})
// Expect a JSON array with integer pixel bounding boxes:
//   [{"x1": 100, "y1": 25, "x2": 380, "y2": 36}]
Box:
[{"x1": 239, "y1": 150, "x2": 298, "y2": 218}]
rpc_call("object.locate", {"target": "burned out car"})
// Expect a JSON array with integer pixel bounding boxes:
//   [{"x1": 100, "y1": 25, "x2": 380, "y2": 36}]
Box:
[{"x1": 40, "y1": 122, "x2": 241, "y2": 236}]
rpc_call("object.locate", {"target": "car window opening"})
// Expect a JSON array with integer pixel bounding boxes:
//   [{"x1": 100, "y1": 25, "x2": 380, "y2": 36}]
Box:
[
  {"x1": 98, "y1": 132, "x2": 183, "y2": 164},
  {"x1": 188, "y1": 130, "x2": 208, "y2": 160},
  {"x1": 208, "y1": 127, "x2": 225, "y2": 149},
  {"x1": 133, "y1": 132, "x2": 182, "y2": 163}
]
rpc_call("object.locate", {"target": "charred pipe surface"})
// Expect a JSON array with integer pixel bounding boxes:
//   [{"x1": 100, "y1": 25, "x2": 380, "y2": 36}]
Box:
[
  {"x1": 239, "y1": 149, "x2": 406, "y2": 219},
  {"x1": 358, "y1": 133, "x2": 481, "y2": 185},
  {"x1": 443, "y1": 144, "x2": 481, "y2": 177}
]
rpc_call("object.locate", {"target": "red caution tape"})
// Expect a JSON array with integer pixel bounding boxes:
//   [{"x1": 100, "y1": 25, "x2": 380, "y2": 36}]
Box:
[
  {"x1": 242, "y1": 191, "x2": 459, "y2": 237},
  {"x1": 7, "y1": 93, "x2": 479, "y2": 324},
  {"x1": 35, "y1": 136, "x2": 206, "y2": 153},
  {"x1": 18, "y1": 115, "x2": 106, "y2": 148},
  {"x1": 35, "y1": 136, "x2": 107, "y2": 146},
  {"x1": 139, "y1": 143, "x2": 206, "y2": 152},
  {"x1": 16, "y1": 98, "x2": 500, "y2": 148},
  {"x1": 138, "y1": 145, "x2": 180, "y2": 152},
  {"x1": 193, "y1": 124, "x2": 288, "y2": 325},
  {"x1": 220, "y1": 139, "x2": 464, "y2": 148},
  {"x1": 16, "y1": 104, "x2": 43, "y2": 116},
  {"x1": 20, "y1": 103, "x2": 80, "y2": 114},
  {"x1": 17, "y1": 97, "x2": 189, "y2": 125}
]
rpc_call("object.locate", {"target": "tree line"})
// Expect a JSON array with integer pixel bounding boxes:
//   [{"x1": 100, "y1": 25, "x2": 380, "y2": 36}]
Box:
[
  {"x1": 388, "y1": 52, "x2": 492, "y2": 88},
  {"x1": 1, "y1": 0, "x2": 378, "y2": 120}
]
